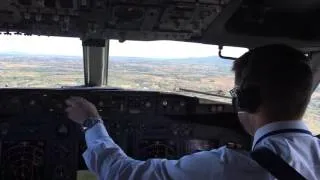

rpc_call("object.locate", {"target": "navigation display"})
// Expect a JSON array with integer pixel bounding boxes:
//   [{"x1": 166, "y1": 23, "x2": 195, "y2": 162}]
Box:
[{"x1": 0, "y1": 141, "x2": 45, "y2": 180}]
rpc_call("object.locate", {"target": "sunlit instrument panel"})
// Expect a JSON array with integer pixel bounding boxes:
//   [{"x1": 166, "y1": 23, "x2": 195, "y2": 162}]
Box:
[{"x1": 0, "y1": 88, "x2": 250, "y2": 180}]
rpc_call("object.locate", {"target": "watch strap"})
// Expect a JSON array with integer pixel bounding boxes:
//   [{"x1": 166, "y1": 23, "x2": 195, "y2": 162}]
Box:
[{"x1": 82, "y1": 117, "x2": 103, "y2": 131}]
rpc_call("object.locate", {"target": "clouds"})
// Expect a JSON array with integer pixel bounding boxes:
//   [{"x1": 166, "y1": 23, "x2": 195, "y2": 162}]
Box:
[{"x1": 0, "y1": 35, "x2": 248, "y2": 58}]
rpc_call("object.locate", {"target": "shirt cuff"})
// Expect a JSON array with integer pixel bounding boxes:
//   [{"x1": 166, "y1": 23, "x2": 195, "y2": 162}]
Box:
[{"x1": 85, "y1": 122, "x2": 110, "y2": 145}]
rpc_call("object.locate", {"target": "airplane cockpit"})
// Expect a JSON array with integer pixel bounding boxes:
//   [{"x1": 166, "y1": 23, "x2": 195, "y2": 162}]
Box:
[{"x1": 0, "y1": 0, "x2": 319, "y2": 180}]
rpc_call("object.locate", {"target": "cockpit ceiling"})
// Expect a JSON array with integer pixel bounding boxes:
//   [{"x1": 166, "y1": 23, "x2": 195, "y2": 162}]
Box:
[{"x1": 1, "y1": 0, "x2": 320, "y2": 49}]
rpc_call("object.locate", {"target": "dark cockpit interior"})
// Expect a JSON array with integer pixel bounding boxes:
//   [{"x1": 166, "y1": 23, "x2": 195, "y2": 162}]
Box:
[{"x1": 0, "y1": 0, "x2": 319, "y2": 179}]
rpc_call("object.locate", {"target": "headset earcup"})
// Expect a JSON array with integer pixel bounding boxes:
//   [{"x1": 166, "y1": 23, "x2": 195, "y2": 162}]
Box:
[{"x1": 237, "y1": 87, "x2": 261, "y2": 113}]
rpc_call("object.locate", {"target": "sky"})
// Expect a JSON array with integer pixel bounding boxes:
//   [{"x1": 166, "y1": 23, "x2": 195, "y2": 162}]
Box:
[{"x1": 0, "y1": 35, "x2": 248, "y2": 58}]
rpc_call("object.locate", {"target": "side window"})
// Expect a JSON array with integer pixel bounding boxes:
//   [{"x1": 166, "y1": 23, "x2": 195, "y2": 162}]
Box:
[{"x1": 304, "y1": 85, "x2": 320, "y2": 135}]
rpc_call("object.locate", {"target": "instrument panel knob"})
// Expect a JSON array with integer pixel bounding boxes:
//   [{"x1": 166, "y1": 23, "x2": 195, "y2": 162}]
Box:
[
  {"x1": 35, "y1": 14, "x2": 42, "y2": 22},
  {"x1": 162, "y1": 100, "x2": 168, "y2": 106},
  {"x1": 180, "y1": 101, "x2": 185, "y2": 106},
  {"x1": 0, "y1": 123, "x2": 9, "y2": 136},
  {"x1": 53, "y1": 15, "x2": 59, "y2": 22},
  {"x1": 55, "y1": 166, "x2": 66, "y2": 178},
  {"x1": 30, "y1": 100, "x2": 36, "y2": 106},
  {"x1": 145, "y1": 102, "x2": 151, "y2": 108}
]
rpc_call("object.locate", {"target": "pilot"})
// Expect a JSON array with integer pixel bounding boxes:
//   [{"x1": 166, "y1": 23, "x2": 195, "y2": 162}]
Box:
[{"x1": 65, "y1": 44, "x2": 320, "y2": 180}]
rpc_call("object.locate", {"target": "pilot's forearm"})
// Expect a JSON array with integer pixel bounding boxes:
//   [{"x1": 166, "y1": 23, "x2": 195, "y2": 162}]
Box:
[
  {"x1": 83, "y1": 122, "x2": 128, "y2": 179},
  {"x1": 82, "y1": 122, "x2": 171, "y2": 180}
]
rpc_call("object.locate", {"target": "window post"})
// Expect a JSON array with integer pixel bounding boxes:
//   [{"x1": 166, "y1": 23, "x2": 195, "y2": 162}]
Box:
[{"x1": 82, "y1": 39, "x2": 109, "y2": 87}]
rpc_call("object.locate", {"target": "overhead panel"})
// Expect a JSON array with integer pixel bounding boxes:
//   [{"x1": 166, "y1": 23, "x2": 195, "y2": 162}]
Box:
[
  {"x1": 0, "y1": 0, "x2": 229, "y2": 41},
  {"x1": 225, "y1": 0, "x2": 320, "y2": 41}
]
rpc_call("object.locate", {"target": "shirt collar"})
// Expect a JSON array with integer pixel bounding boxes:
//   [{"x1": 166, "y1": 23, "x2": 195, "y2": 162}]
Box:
[{"x1": 252, "y1": 120, "x2": 310, "y2": 150}]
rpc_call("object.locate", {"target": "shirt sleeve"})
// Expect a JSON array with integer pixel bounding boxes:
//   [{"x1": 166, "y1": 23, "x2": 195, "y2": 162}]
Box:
[{"x1": 83, "y1": 122, "x2": 227, "y2": 180}]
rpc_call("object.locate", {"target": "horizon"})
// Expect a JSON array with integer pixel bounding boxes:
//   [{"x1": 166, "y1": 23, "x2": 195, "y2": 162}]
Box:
[{"x1": 0, "y1": 51, "x2": 227, "y2": 60}]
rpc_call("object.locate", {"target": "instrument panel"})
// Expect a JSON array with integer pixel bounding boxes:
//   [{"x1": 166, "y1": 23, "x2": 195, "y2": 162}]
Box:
[{"x1": 0, "y1": 88, "x2": 250, "y2": 180}]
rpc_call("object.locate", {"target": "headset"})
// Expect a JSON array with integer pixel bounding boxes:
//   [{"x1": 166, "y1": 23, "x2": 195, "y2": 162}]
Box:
[{"x1": 233, "y1": 85, "x2": 261, "y2": 113}]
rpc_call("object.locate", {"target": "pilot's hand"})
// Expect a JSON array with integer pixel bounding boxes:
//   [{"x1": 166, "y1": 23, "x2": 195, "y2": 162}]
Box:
[{"x1": 65, "y1": 97, "x2": 100, "y2": 125}]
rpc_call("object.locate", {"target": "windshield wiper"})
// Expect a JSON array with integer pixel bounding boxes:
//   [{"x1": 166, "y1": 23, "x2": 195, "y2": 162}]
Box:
[{"x1": 177, "y1": 88, "x2": 232, "y2": 99}]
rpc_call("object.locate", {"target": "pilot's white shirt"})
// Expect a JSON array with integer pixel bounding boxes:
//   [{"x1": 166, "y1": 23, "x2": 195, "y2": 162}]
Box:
[{"x1": 83, "y1": 120, "x2": 320, "y2": 180}]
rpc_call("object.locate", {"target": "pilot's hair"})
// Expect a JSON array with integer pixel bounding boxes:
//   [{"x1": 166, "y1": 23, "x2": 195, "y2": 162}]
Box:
[{"x1": 232, "y1": 44, "x2": 313, "y2": 121}]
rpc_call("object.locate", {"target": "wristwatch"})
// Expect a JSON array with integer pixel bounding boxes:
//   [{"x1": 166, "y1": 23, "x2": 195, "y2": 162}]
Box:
[{"x1": 81, "y1": 117, "x2": 103, "y2": 131}]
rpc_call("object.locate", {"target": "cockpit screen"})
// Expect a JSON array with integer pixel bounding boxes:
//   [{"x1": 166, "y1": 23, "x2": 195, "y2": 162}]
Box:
[{"x1": 1, "y1": 141, "x2": 45, "y2": 180}]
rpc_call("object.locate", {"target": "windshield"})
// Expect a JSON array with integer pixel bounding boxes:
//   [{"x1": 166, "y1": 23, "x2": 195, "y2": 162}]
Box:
[
  {"x1": 108, "y1": 40, "x2": 247, "y2": 103},
  {"x1": 0, "y1": 35, "x2": 319, "y2": 134}
]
